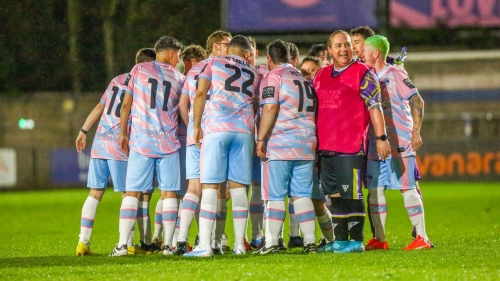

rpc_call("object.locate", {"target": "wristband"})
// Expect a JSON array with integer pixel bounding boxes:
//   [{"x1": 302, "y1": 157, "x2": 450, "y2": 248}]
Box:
[
  {"x1": 80, "y1": 128, "x2": 88, "y2": 135},
  {"x1": 257, "y1": 139, "x2": 264, "y2": 142}
]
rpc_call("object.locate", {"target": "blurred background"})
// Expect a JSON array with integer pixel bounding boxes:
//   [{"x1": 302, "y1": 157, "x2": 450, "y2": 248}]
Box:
[{"x1": 0, "y1": 0, "x2": 499, "y2": 190}]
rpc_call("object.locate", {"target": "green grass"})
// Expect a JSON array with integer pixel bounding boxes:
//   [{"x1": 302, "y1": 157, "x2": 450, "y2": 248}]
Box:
[{"x1": 1, "y1": 183, "x2": 499, "y2": 280}]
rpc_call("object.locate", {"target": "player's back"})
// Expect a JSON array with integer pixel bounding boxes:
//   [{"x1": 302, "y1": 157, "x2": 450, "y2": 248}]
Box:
[
  {"x1": 262, "y1": 63, "x2": 316, "y2": 160},
  {"x1": 126, "y1": 61, "x2": 184, "y2": 157},
  {"x1": 199, "y1": 55, "x2": 260, "y2": 135},
  {"x1": 91, "y1": 73, "x2": 130, "y2": 161}
]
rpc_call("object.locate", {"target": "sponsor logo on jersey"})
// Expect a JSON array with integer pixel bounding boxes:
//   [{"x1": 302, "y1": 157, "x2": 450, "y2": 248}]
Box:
[
  {"x1": 347, "y1": 221, "x2": 359, "y2": 230},
  {"x1": 398, "y1": 147, "x2": 405, "y2": 152},
  {"x1": 342, "y1": 185, "x2": 349, "y2": 192},
  {"x1": 262, "y1": 86, "x2": 275, "y2": 99},
  {"x1": 403, "y1": 78, "x2": 415, "y2": 89}
]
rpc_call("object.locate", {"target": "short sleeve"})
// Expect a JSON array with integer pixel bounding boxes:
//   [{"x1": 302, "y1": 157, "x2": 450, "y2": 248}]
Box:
[
  {"x1": 260, "y1": 72, "x2": 281, "y2": 106},
  {"x1": 393, "y1": 69, "x2": 419, "y2": 101},
  {"x1": 123, "y1": 65, "x2": 139, "y2": 97},
  {"x1": 360, "y1": 69, "x2": 381, "y2": 110},
  {"x1": 198, "y1": 60, "x2": 213, "y2": 82}
]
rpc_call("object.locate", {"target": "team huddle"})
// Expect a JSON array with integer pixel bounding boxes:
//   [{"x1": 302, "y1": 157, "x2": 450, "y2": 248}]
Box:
[{"x1": 75, "y1": 26, "x2": 433, "y2": 258}]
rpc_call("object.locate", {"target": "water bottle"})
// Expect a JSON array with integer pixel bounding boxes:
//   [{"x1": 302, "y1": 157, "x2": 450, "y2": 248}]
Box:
[{"x1": 394, "y1": 46, "x2": 407, "y2": 65}]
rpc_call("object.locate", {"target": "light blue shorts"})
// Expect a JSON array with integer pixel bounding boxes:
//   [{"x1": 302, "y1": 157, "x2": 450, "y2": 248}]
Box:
[
  {"x1": 261, "y1": 160, "x2": 314, "y2": 201},
  {"x1": 367, "y1": 156, "x2": 416, "y2": 190},
  {"x1": 126, "y1": 149, "x2": 180, "y2": 192},
  {"x1": 200, "y1": 132, "x2": 253, "y2": 185},
  {"x1": 186, "y1": 144, "x2": 201, "y2": 179},
  {"x1": 177, "y1": 141, "x2": 188, "y2": 196},
  {"x1": 87, "y1": 158, "x2": 127, "y2": 192},
  {"x1": 252, "y1": 154, "x2": 261, "y2": 184}
]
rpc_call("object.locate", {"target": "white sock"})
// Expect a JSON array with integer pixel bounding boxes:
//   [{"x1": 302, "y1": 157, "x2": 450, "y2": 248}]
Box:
[
  {"x1": 249, "y1": 184, "x2": 264, "y2": 240},
  {"x1": 369, "y1": 187, "x2": 387, "y2": 242},
  {"x1": 195, "y1": 204, "x2": 200, "y2": 230},
  {"x1": 230, "y1": 187, "x2": 248, "y2": 249},
  {"x1": 172, "y1": 199, "x2": 182, "y2": 248},
  {"x1": 118, "y1": 196, "x2": 139, "y2": 246},
  {"x1": 403, "y1": 189, "x2": 427, "y2": 240},
  {"x1": 178, "y1": 193, "x2": 199, "y2": 242},
  {"x1": 215, "y1": 199, "x2": 227, "y2": 241},
  {"x1": 153, "y1": 198, "x2": 163, "y2": 240},
  {"x1": 199, "y1": 189, "x2": 217, "y2": 249},
  {"x1": 79, "y1": 196, "x2": 99, "y2": 243},
  {"x1": 161, "y1": 198, "x2": 178, "y2": 247},
  {"x1": 128, "y1": 224, "x2": 135, "y2": 247},
  {"x1": 292, "y1": 198, "x2": 316, "y2": 245},
  {"x1": 288, "y1": 200, "x2": 301, "y2": 237},
  {"x1": 316, "y1": 208, "x2": 334, "y2": 243},
  {"x1": 265, "y1": 200, "x2": 286, "y2": 247},
  {"x1": 137, "y1": 200, "x2": 152, "y2": 244}
]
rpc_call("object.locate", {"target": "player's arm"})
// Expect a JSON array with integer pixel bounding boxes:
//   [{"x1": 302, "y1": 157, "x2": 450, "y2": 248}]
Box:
[
  {"x1": 256, "y1": 74, "x2": 280, "y2": 158},
  {"x1": 119, "y1": 92, "x2": 133, "y2": 155},
  {"x1": 179, "y1": 93, "x2": 190, "y2": 127},
  {"x1": 76, "y1": 102, "x2": 104, "y2": 153},
  {"x1": 257, "y1": 103, "x2": 278, "y2": 158},
  {"x1": 409, "y1": 93, "x2": 424, "y2": 150},
  {"x1": 361, "y1": 70, "x2": 390, "y2": 160},
  {"x1": 193, "y1": 77, "x2": 210, "y2": 148}
]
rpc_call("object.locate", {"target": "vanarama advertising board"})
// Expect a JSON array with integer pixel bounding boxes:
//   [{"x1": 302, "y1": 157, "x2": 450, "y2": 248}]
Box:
[{"x1": 416, "y1": 140, "x2": 500, "y2": 181}]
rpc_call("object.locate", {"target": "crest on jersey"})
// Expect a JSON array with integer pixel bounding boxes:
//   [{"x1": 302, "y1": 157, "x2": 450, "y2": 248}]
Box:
[
  {"x1": 342, "y1": 185, "x2": 349, "y2": 192},
  {"x1": 347, "y1": 221, "x2": 359, "y2": 230},
  {"x1": 403, "y1": 78, "x2": 415, "y2": 89},
  {"x1": 262, "y1": 86, "x2": 275, "y2": 99}
]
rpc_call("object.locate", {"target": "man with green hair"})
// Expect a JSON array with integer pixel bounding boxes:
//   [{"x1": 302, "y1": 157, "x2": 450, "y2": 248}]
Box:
[{"x1": 362, "y1": 35, "x2": 432, "y2": 251}]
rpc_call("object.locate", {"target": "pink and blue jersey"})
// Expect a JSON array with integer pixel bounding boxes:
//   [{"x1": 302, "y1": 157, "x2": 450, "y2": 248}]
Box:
[
  {"x1": 260, "y1": 63, "x2": 317, "y2": 161},
  {"x1": 90, "y1": 73, "x2": 130, "y2": 161},
  {"x1": 256, "y1": 65, "x2": 269, "y2": 79},
  {"x1": 124, "y1": 61, "x2": 185, "y2": 157},
  {"x1": 198, "y1": 55, "x2": 260, "y2": 135},
  {"x1": 368, "y1": 64, "x2": 418, "y2": 159},
  {"x1": 181, "y1": 59, "x2": 211, "y2": 147}
]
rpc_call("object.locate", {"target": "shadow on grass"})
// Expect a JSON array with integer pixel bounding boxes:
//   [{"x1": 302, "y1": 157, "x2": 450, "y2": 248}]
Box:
[
  {"x1": 0, "y1": 252, "x2": 268, "y2": 269},
  {"x1": 0, "y1": 249, "x2": 323, "y2": 269}
]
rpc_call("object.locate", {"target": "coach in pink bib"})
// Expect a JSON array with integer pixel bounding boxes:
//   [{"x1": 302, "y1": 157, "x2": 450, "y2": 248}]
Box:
[{"x1": 313, "y1": 30, "x2": 390, "y2": 253}]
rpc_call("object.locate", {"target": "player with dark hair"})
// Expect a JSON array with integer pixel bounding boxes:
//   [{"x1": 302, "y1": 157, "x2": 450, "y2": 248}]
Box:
[
  {"x1": 75, "y1": 48, "x2": 156, "y2": 256},
  {"x1": 314, "y1": 30, "x2": 390, "y2": 253},
  {"x1": 287, "y1": 42, "x2": 300, "y2": 67},
  {"x1": 185, "y1": 35, "x2": 260, "y2": 257},
  {"x1": 255, "y1": 39, "x2": 318, "y2": 254},
  {"x1": 362, "y1": 35, "x2": 432, "y2": 251},
  {"x1": 350, "y1": 26, "x2": 376, "y2": 59},
  {"x1": 110, "y1": 36, "x2": 185, "y2": 256},
  {"x1": 308, "y1": 44, "x2": 333, "y2": 67},
  {"x1": 172, "y1": 44, "x2": 210, "y2": 255},
  {"x1": 300, "y1": 56, "x2": 322, "y2": 80}
]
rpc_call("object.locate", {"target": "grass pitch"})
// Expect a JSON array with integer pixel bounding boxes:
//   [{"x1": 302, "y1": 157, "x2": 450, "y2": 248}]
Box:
[{"x1": 1, "y1": 182, "x2": 499, "y2": 280}]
